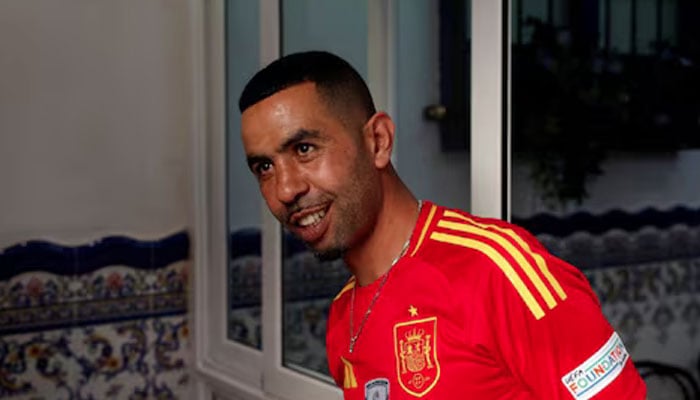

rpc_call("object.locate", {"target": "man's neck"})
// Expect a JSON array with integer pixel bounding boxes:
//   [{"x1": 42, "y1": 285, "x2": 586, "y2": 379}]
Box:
[{"x1": 344, "y1": 182, "x2": 419, "y2": 287}]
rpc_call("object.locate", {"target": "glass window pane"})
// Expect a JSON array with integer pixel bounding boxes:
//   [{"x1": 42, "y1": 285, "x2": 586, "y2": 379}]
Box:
[
  {"x1": 511, "y1": 2, "x2": 700, "y2": 398},
  {"x1": 226, "y1": 0, "x2": 262, "y2": 349}
]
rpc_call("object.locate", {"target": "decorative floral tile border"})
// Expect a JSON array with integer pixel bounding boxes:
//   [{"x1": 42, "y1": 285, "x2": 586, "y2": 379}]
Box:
[{"x1": 0, "y1": 232, "x2": 189, "y2": 335}]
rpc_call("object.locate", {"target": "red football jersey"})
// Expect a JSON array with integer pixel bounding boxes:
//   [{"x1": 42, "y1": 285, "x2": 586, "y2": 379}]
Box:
[{"x1": 326, "y1": 201, "x2": 646, "y2": 399}]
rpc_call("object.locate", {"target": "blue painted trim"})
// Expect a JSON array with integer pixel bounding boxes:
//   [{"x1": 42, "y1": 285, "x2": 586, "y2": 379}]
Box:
[
  {"x1": 0, "y1": 231, "x2": 189, "y2": 280},
  {"x1": 513, "y1": 205, "x2": 700, "y2": 237},
  {"x1": 229, "y1": 228, "x2": 307, "y2": 259}
]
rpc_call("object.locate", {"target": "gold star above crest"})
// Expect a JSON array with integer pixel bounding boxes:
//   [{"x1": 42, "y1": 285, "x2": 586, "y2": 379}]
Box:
[{"x1": 408, "y1": 305, "x2": 419, "y2": 317}]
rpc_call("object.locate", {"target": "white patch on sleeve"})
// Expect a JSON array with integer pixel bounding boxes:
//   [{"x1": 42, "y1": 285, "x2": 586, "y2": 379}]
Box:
[
  {"x1": 365, "y1": 378, "x2": 389, "y2": 400},
  {"x1": 560, "y1": 332, "x2": 631, "y2": 400}
]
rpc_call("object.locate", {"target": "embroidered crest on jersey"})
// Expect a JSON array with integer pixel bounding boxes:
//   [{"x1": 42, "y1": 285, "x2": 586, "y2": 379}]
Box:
[
  {"x1": 393, "y1": 317, "x2": 440, "y2": 397},
  {"x1": 365, "y1": 378, "x2": 389, "y2": 400},
  {"x1": 561, "y1": 332, "x2": 630, "y2": 400}
]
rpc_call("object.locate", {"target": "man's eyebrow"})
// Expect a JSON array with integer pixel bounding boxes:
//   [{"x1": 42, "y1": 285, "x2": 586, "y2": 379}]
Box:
[{"x1": 277, "y1": 129, "x2": 322, "y2": 153}]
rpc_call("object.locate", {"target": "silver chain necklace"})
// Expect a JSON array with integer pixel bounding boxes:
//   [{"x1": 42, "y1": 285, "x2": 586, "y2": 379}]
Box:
[{"x1": 348, "y1": 200, "x2": 422, "y2": 353}]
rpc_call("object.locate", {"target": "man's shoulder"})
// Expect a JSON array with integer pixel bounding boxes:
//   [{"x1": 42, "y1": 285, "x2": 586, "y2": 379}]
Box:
[
  {"x1": 415, "y1": 201, "x2": 542, "y2": 265},
  {"x1": 411, "y1": 201, "x2": 560, "y2": 296}
]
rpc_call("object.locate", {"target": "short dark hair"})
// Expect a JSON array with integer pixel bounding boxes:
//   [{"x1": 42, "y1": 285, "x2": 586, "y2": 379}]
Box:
[{"x1": 238, "y1": 51, "x2": 376, "y2": 123}]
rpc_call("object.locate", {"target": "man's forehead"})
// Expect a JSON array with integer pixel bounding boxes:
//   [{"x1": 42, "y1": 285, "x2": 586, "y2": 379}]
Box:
[
  {"x1": 242, "y1": 83, "x2": 320, "y2": 123},
  {"x1": 240, "y1": 84, "x2": 338, "y2": 142}
]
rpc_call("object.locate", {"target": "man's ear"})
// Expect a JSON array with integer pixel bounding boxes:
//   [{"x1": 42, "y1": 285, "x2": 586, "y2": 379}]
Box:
[{"x1": 363, "y1": 112, "x2": 395, "y2": 169}]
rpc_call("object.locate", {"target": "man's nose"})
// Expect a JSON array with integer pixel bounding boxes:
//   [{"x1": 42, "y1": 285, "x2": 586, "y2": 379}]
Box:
[{"x1": 275, "y1": 164, "x2": 309, "y2": 205}]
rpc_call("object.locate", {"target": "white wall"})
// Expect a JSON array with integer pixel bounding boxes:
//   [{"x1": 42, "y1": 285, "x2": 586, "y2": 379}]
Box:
[{"x1": 0, "y1": 0, "x2": 192, "y2": 247}]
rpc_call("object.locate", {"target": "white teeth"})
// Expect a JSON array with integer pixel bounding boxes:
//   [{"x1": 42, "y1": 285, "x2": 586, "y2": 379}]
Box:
[{"x1": 298, "y1": 210, "x2": 326, "y2": 227}]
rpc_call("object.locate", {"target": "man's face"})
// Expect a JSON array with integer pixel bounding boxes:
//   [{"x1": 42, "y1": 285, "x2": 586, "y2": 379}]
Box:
[{"x1": 241, "y1": 82, "x2": 380, "y2": 260}]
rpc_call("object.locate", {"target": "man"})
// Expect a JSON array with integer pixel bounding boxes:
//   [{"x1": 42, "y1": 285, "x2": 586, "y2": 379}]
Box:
[{"x1": 239, "y1": 51, "x2": 646, "y2": 399}]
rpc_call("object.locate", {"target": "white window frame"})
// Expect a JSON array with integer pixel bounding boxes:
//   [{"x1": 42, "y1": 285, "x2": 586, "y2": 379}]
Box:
[
  {"x1": 191, "y1": 0, "x2": 507, "y2": 399},
  {"x1": 471, "y1": 0, "x2": 509, "y2": 219},
  {"x1": 192, "y1": 0, "x2": 266, "y2": 399}
]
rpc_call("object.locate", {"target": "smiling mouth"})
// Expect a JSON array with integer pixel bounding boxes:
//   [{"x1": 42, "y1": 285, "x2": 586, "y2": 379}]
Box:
[
  {"x1": 289, "y1": 203, "x2": 330, "y2": 227},
  {"x1": 297, "y1": 209, "x2": 327, "y2": 227},
  {"x1": 287, "y1": 204, "x2": 333, "y2": 247}
]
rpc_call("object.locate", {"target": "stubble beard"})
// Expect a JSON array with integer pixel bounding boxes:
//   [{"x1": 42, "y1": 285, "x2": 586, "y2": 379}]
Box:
[
  {"x1": 311, "y1": 190, "x2": 377, "y2": 264},
  {"x1": 308, "y1": 198, "x2": 355, "y2": 262},
  {"x1": 302, "y1": 195, "x2": 366, "y2": 263},
  {"x1": 277, "y1": 198, "x2": 349, "y2": 262},
  {"x1": 313, "y1": 156, "x2": 380, "y2": 263}
]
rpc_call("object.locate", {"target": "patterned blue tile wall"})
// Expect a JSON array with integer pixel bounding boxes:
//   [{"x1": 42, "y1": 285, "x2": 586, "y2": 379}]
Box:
[{"x1": 0, "y1": 231, "x2": 190, "y2": 400}]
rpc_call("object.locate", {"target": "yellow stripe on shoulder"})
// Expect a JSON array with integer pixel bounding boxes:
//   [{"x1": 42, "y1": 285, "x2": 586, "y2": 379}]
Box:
[
  {"x1": 333, "y1": 278, "x2": 356, "y2": 302},
  {"x1": 437, "y1": 218, "x2": 558, "y2": 310},
  {"x1": 443, "y1": 210, "x2": 567, "y2": 301},
  {"x1": 430, "y1": 231, "x2": 545, "y2": 320},
  {"x1": 410, "y1": 203, "x2": 438, "y2": 257}
]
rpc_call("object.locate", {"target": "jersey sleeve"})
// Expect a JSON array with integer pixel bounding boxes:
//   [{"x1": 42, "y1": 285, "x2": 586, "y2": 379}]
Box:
[
  {"x1": 484, "y1": 237, "x2": 647, "y2": 399},
  {"x1": 325, "y1": 300, "x2": 343, "y2": 388},
  {"x1": 325, "y1": 278, "x2": 356, "y2": 390}
]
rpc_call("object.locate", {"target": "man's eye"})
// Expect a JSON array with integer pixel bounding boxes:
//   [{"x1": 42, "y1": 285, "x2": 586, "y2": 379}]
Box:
[
  {"x1": 255, "y1": 162, "x2": 272, "y2": 174},
  {"x1": 297, "y1": 143, "x2": 314, "y2": 155}
]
